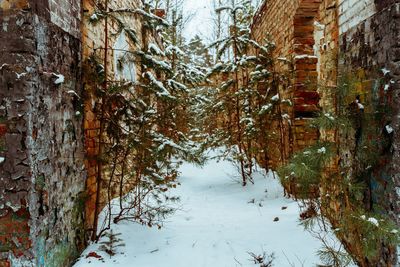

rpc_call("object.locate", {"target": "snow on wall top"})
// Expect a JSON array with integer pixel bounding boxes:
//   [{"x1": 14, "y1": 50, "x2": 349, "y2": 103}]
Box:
[{"x1": 338, "y1": 0, "x2": 376, "y2": 35}]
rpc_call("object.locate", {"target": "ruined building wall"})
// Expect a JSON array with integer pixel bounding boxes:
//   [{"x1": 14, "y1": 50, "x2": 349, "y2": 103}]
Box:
[
  {"x1": 250, "y1": 0, "x2": 298, "y2": 167},
  {"x1": 252, "y1": 0, "x2": 399, "y2": 264},
  {"x1": 328, "y1": 1, "x2": 400, "y2": 264},
  {"x1": 251, "y1": 0, "x2": 334, "y2": 168},
  {"x1": 1, "y1": 0, "x2": 164, "y2": 264},
  {"x1": 339, "y1": 0, "x2": 400, "y2": 226},
  {"x1": 0, "y1": 0, "x2": 86, "y2": 266}
]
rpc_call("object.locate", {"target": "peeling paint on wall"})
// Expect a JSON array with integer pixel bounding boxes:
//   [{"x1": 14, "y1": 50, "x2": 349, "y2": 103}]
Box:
[{"x1": 0, "y1": 0, "x2": 87, "y2": 265}]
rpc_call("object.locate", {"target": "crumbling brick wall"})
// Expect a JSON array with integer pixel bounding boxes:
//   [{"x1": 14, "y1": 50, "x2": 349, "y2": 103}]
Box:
[
  {"x1": 251, "y1": 0, "x2": 335, "y2": 168},
  {"x1": 333, "y1": 1, "x2": 400, "y2": 265},
  {"x1": 339, "y1": 0, "x2": 400, "y2": 227},
  {"x1": 0, "y1": 0, "x2": 86, "y2": 266},
  {"x1": 252, "y1": 0, "x2": 399, "y2": 265}
]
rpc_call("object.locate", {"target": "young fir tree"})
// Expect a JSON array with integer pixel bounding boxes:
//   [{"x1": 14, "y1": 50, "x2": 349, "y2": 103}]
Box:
[
  {"x1": 202, "y1": 0, "x2": 280, "y2": 186},
  {"x1": 184, "y1": 35, "x2": 213, "y2": 68},
  {"x1": 86, "y1": 0, "x2": 204, "y2": 239},
  {"x1": 160, "y1": 0, "x2": 209, "y2": 160},
  {"x1": 99, "y1": 230, "x2": 125, "y2": 257}
]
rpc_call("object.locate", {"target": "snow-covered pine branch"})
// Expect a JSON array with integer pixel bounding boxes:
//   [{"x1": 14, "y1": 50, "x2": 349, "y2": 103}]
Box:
[
  {"x1": 144, "y1": 71, "x2": 175, "y2": 99},
  {"x1": 149, "y1": 42, "x2": 165, "y2": 56}
]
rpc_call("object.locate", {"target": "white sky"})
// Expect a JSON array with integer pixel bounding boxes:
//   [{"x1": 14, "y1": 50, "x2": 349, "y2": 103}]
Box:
[{"x1": 183, "y1": 0, "x2": 214, "y2": 42}]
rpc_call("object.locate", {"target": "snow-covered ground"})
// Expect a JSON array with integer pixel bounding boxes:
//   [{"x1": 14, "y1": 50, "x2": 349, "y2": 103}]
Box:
[{"x1": 74, "y1": 154, "x2": 335, "y2": 267}]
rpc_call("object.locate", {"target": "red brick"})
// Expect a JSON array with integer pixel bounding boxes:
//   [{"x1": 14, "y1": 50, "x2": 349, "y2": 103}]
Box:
[{"x1": 0, "y1": 124, "x2": 7, "y2": 137}]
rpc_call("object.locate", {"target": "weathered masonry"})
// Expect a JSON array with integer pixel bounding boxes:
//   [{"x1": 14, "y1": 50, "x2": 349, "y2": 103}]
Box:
[
  {"x1": 0, "y1": 0, "x2": 86, "y2": 266},
  {"x1": 0, "y1": 0, "x2": 152, "y2": 265},
  {"x1": 252, "y1": 0, "x2": 400, "y2": 265},
  {"x1": 339, "y1": 0, "x2": 400, "y2": 227},
  {"x1": 251, "y1": 0, "x2": 339, "y2": 167}
]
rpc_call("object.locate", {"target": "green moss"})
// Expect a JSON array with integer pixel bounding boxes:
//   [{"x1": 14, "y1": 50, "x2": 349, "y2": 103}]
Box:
[
  {"x1": 33, "y1": 192, "x2": 87, "y2": 267},
  {"x1": 11, "y1": 212, "x2": 29, "y2": 222},
  {"x1": 35, "y1": 235, "x2": 80, "y2": 267},
  {"x1": 45, "y1": 242, "x2": 76, "y2": 267},
  {"x1": 0, "y1": 241, "x2": 12, "y2": 252},
  {"x1": 35, "y1": 175, "x2": 46, "y2": 190}
]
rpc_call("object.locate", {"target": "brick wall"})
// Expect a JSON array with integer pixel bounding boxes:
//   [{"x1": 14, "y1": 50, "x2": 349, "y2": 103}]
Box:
[
  {"x1": 334, "y1": 2, "x2": 400, "y2": 265},
  {"x1": 339, "y1": 0, "x2": 400, "y2": 227},
  {"x1": 252, "y1": 0, "x2": 399, "y2": 265},
  {"x1": 48, "y1": 0, "x2": 81, "y2": 38},
  {"x1": 0, "y1": 0, "x2": 86, "y2": 265},
  {"x1": 338, "y1": 0, "x2": 376, "y2": 34},
  {"x1": 250, "y1": 0, "x2": 337, "y2": 167}
]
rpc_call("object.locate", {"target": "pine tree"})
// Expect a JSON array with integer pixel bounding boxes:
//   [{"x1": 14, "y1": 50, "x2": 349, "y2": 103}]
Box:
[
  {"x1": 183, "y1": 35, "x2": 213, "y2": 67},
  {"x1": 201, "y1": 0, "x2": 279, "y2": 186},
  {"x1": 99, "y1": 230, "x2": 125, "y2": 257},
  {"x1": 86, "y1": 0, "x2": 205, "y2": 238}
]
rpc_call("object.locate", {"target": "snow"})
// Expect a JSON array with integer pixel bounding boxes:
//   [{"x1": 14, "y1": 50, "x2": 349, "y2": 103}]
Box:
[
  {"x1": 258, "y1": 104, "x2": 273, "y2": 115},
  {"x1": 165, "y1": 45, "x2": 184, "y2": 57},
  {"x1": 74, "y1": 153, "x2": 341, "y2": 267},
  {"x1": 145, "y1": 71, "x2": 173, "y2": 98},
  {"x1": 135, "y1": 9, "x2": 170, "y2": 26},
  {"x1": 271, "y1": 94, "x2": 279, "y2": 101},
  {"x1": 15, "y1": 72, "x2": 27, "y2": 79},
  {"x1": 149, "y1": 42, "x2": 165, "y2": 56},
  {"x1": 294, "y1": 54, "x2": 318, "y2": 60},
  {"x1": 360, "y1": 215, "x2": 379, "y2": 227},
  {"x1": 356, "y1": 100, "x2": 364, "y2": 110},
  {"x1": 90, "y1": 13, "x2": 99, "y2": 21},
  {"x1": 324, "y1": 113, "x2": 335, "y2": 121},
  {"x1": 143, "y1": 54, "x2": 172, "y2": 71},
  {"x1": 67, "y1": 90, "x2": 80, "y2": 98},
  {"x1": 382, "y1": 68, "x2": 390, "y2": 76},
  {"x1": 367, "y1": 217, "x2": 379, "y2": 227},
  {"x1": 54, "y1": 73, "x2": 65, "y2": 84},
  {"x1": 0, "y1": 157, "x2": 4, "y2": 164},
  {"x1": 385, "y1": 125, "x2": 394, "y2": 134}
]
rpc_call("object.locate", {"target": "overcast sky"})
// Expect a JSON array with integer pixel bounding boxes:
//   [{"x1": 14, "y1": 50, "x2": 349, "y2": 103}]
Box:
[{"x1": 182, "y1": 0, "x2": 214, "y2": 42}]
